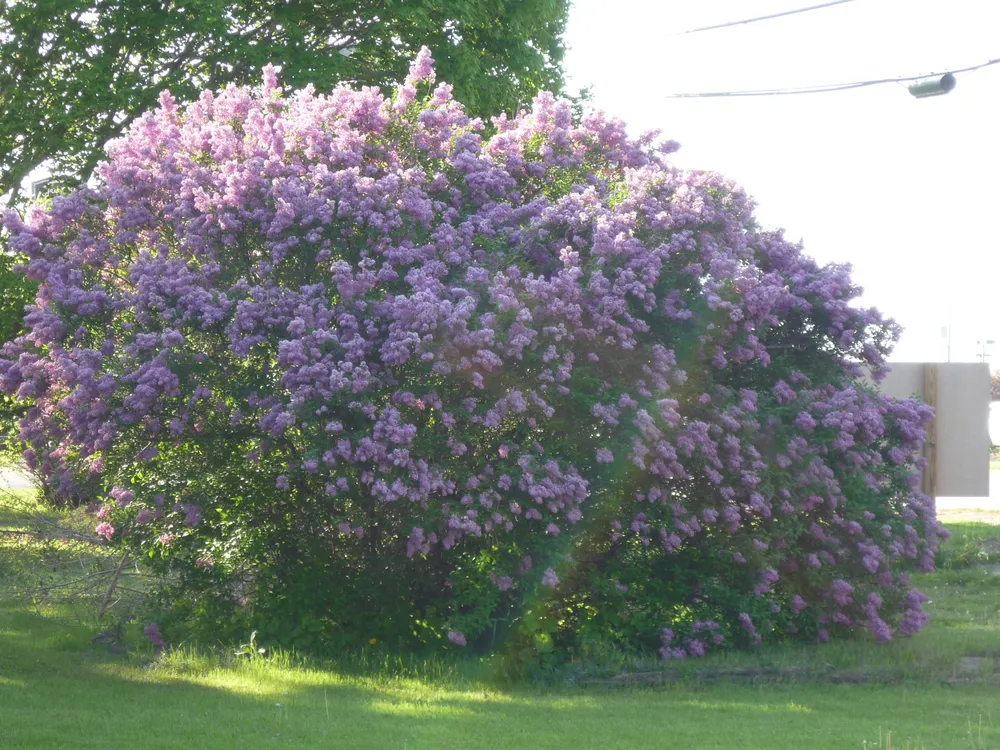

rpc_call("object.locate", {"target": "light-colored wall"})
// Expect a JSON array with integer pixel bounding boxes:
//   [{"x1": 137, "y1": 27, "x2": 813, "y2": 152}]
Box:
[
  {"x1": 876, "y1": 362, "x2": 990, "y2": 497},
  {"x1": 990, "y1": 402, "x2": 1000, "y2": 446}
]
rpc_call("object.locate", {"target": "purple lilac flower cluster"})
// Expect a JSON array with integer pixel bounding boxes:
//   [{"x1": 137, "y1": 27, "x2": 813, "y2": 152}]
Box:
[
  {"x1": 0, "y1": 48, "x2": 946, "y2": 652},
  {"x1": 144, "y1": 622, "x2": 167, "y2": 651},
  {"x1": 660, "y1": 621, "x2": 725, "y2": 661}
]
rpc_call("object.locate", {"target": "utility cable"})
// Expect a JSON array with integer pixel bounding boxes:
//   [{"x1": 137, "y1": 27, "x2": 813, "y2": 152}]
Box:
[
  {"x1": 676, "y1": 0, "x2": 858, "y2": 36},
  {"x1": 664, "y1": 57, "x2": 1000, "y2": 98}
]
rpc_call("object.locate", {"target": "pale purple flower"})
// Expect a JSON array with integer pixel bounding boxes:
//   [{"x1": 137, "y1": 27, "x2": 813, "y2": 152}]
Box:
[
  {"x1": 110, "y1": 486, "x2": 134, "y2": 508},
  {"x1": 0, "y1": 47, "x2": 938, "y2": 655},
  {"x1": 144, "y1": 622, "x2": 167, "y2": 650},
  {"x1": 737, "y1": 612, "x2": 761, "y2": 644},
  {"x1": 407, "y1": 46, "x2": 436, "y2": 84},
  {"x1": 830, "y1": 579, "x2": 855, "y2": 606}
]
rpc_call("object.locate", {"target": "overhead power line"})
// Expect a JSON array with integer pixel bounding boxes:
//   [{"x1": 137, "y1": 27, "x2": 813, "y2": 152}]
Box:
[
  {"x1": 676, "y1": 0, "x2": 858, "y2": 35},
  {"x1": 664, "y1": 57, "x2": 1000, "y2": 98}
]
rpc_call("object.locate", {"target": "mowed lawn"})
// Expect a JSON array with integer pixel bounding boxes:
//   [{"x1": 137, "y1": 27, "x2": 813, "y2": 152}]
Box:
[
  {"x1": 2, "y1": 502, "x2": 1000, "y2": 749},
  {"x1": 1, "y1": 605, "x2": 997, "y2": 750}
]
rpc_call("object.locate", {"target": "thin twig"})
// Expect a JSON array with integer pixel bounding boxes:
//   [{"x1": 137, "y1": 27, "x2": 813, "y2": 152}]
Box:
[
  {"x1": 35, "y1": 569, "x2": 116, "y2": 590},
  {"x1": 97, "y1": 552, "x2": 129, "y2": 621}
]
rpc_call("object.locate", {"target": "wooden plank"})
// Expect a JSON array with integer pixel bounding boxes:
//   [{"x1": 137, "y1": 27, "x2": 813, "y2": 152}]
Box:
[{"x1": 922, "y1": 363, "x2": 938, "y2": 498}]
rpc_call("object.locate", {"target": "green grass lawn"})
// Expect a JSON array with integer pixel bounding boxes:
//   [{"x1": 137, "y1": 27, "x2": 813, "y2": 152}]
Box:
[
  {"x1": 3, "y1": 492, "x2": 1000, "y2": 749},
  {"x1": 1, "y1": 603, "x2": 998, "y2": 750}
]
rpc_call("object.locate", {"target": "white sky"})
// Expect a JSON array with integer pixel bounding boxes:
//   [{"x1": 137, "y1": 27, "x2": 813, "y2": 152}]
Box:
[{"x1": 564, "y1": 0, "x2": 1000, "y2": 364}]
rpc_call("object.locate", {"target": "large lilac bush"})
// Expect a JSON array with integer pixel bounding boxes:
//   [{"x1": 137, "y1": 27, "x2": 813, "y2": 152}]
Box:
[{"x1": 0, "y1": 50, "x2": 946, "y2": 656}]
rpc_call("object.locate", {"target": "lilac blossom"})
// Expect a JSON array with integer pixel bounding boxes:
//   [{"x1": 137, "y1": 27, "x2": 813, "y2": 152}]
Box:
[
  {"x1": 0, "y1": 49, "x2": 944, "y2": 654},
  {"x1": 144, "y1": 622, "x2": 167, "y2": 650}
]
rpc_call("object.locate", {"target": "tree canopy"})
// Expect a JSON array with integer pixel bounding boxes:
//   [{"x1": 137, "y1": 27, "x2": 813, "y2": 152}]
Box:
[{"x1": 0, "y1": 0, "x2": 568, "y2": 202}]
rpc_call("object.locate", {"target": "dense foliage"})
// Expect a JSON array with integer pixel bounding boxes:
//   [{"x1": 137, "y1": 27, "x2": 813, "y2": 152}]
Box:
[
  {"x1": 0, "y1": 251, "x2": 34, "y2": 464},
  {"x1": 0, "y1": 0, "x2": 568, "y2": 202},
  {"x1": 0, "y1": 51, "x2": 946, "y2": 659},
  {"x1": 1, "y1": 0, "x2": 568, "y2": 492},
  {"x1": 991, "y1": 369, "x2": 1000, "y2": 402}
]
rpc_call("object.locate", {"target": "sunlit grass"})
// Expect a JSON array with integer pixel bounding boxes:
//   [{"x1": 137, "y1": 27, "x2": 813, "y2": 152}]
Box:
[
  {"x1": 3, "y1": 500, "x2": 1000, "y2": 748},
  {"x1": 606, "y1": 521, "x2": 998, "y2": 685},
  {"x1": 1, "y1": 601, "x2": 997, "y2": 750}
]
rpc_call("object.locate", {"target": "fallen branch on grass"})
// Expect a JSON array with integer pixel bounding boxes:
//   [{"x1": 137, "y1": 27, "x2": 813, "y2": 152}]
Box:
[{"x1": 583, "y1": 667, "x2": 877, "y2": 687}]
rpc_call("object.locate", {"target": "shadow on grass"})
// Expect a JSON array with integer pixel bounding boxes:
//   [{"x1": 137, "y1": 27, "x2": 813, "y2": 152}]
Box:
[
  {"x1": 0, "y1": 605, "x2": 377, "y2": 749},
  {"x1": 3, "y1": 518, "x2": 1000, "y2": 747},
  {"x1": 2, "y1": 606, "x2": 1000, "y2": 750}
]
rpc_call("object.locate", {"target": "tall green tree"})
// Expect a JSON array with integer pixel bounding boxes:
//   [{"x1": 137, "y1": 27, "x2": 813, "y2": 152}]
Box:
[{"x1": 0, "y1": 0, "x2": 569, "y2": 202}]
